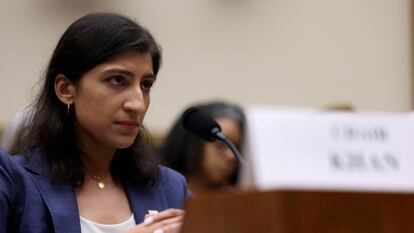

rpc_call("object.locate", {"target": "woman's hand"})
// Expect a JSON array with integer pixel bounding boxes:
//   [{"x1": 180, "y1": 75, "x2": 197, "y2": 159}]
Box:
[{"x1": 123, "y1": 209, "x2": 185, "y2": 233}]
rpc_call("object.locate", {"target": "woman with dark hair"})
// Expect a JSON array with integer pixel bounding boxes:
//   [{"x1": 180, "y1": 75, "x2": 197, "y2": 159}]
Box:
[
  {"x1": 159, "y1": 101, "x2": 246, "y2": 196},
  {"x1": 0, "y1": 12, "x2": 188, "y2": 233}
]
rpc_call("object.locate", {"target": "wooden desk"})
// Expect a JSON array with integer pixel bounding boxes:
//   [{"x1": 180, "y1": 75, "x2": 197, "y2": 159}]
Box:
[{"x1": 182, "y1": 190, "x2": 414, "y2": 233}]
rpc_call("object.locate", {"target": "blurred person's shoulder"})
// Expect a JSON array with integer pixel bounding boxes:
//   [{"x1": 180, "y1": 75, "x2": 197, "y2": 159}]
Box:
[{"x1": 1, "y1": 107, "x2": 32, "y2": 153}]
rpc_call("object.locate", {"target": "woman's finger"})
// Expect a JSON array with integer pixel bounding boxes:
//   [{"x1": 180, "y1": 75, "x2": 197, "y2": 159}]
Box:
[
  {"x1": 153, "y1": 221, "x2": 183, "y2": 233},
  {"x1": 144, "y1": 209, "x2": 184, "y2": 225}
]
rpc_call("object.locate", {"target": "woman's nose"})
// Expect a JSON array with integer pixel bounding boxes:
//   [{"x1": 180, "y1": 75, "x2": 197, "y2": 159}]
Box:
[{"x1": 123, "y1": 87, "x2": 146, "y2": 113}]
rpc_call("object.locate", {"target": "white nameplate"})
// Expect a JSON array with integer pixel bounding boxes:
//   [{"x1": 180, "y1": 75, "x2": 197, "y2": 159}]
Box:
[{"x1": 240, "y1": 106, "x2": 414, "y2": 192}]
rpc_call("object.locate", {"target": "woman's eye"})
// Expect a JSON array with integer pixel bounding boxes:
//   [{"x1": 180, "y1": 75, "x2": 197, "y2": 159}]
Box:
[
  {"x1": 141, "y1": 80, "x2": 154, "y2": 92},
  {"x1": 109, "y1": 76, "x2": 126, "y2": 85}
]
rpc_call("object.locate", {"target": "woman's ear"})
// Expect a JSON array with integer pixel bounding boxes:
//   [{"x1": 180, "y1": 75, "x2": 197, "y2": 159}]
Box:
[{"x1": 55, "y1": 74, "x2": 76, "y2": 105}]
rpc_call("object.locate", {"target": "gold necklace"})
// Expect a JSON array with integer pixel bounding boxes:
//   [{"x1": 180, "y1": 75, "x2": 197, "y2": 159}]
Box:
[{"x1": 86, "y1": 170, "x2": 106, "y2": 189}]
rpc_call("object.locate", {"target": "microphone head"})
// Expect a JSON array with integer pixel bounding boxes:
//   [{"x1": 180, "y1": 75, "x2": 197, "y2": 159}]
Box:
[{"x1": 182, "y1": 107, "x2": 221, "y2": 142}]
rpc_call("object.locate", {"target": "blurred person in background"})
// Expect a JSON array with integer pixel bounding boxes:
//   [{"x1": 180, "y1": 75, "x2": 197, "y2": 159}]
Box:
[
  {"x1": 0, "y1": 107, "x2": 32, "y2": 154},
  {"x1": 159, "y1": 101, "x2": 246, "y2": 196}
]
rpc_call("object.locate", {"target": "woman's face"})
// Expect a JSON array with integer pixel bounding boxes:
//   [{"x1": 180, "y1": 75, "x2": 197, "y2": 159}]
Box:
[
  {"x1": 71, "y1": 52, "x2": 155, "y2": 150},
  {"x1": 200, "y1": 117, "x2": 241, "y2": 186}
]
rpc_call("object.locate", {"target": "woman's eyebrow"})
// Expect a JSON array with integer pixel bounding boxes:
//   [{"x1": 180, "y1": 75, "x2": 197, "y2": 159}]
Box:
[
  {"x1": 102, "y1": 68, "x2": 155, "y2": 80},
  {"x1": 102, "y1": 68, "x2": 134, "y2": 77}
]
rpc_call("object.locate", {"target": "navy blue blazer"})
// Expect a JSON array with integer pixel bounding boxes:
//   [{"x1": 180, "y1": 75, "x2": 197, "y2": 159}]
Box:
[{"x1": 0, "y1": 149, "x2": 190, "y2": 233}]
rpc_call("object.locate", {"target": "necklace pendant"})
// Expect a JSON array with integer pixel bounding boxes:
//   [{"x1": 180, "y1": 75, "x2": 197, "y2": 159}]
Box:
[{"x1": 97, "y1": 180, "x2": 105, "y2": 189}]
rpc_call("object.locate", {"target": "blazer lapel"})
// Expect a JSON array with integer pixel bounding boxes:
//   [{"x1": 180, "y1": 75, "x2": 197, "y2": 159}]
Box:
[
  {"x1": 124, "y1": 179, "x2": 168, "y2": 224},
  {"x1": 25, "y1": 151, "x2": 81, "y2": 233}
]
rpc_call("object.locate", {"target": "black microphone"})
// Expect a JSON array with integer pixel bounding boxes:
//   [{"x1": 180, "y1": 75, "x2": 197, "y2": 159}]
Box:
[{"x1": 182, "y1": 107, "x2": 245, "y2": 165}]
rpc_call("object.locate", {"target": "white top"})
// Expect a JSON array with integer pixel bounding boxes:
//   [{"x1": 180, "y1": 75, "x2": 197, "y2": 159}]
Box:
[{"x1": 80, "y1": 214, "x2": 136, "y2": 233}]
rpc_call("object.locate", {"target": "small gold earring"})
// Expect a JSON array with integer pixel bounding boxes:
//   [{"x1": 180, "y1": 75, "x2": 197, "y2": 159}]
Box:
[{"x1": 66, "y1": 104, "x2": 71, "y2": 116}]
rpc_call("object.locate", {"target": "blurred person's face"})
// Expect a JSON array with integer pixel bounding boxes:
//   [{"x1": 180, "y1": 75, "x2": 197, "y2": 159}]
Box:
[
  {"x1": 200, "y1": 117, "x2": 241, "y2": 186},
  {"x1": 58, "y1": 52, "x2": 155, "y2": 151}
]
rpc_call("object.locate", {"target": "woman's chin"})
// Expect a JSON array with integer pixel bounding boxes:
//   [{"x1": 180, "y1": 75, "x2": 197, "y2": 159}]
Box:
[
  {"x1": 113, "y1": 139, "x2": 136, "y2": 149},
  {"x1": 118, "y1": 144, "x2": 135, "y2": 149}
]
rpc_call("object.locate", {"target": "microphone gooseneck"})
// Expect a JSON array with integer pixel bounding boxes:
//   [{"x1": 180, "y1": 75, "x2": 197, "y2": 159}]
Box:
[{"x1": 182, "y1": 107, "x2": 245, "y2": 165}]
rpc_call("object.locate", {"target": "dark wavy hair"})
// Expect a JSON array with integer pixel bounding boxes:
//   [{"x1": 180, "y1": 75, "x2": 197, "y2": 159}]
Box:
[
  {"x1": 158, "y1": 101, "x2": 246, "y2": 185},
  {"x1": 18, "y1": 12, "x2": 162, "y2": 185}
]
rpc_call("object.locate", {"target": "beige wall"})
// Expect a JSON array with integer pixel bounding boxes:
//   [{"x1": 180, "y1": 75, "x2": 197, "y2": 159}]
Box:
[{"x1": 0, "y1": 0, "x2": 412, "y2": 134}]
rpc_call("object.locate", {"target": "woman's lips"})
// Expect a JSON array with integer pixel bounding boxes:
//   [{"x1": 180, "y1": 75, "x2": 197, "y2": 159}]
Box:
[{"x1": 115, "y1": 120, "x2": 139, "y2": 130}]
